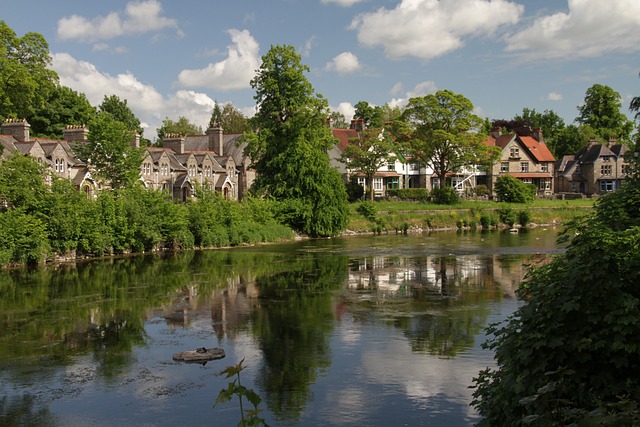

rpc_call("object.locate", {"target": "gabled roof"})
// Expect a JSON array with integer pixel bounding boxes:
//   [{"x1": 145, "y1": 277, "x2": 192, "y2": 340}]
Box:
[
  {"x1": 486, "y1": 133, "x2": 555, "y2": 162},
  {"x1": 575, "y1": 143, "x2": 615, "y2": 164},
  {"x1": 331, "y1": 128, "x2": 359, "y2": 153}
]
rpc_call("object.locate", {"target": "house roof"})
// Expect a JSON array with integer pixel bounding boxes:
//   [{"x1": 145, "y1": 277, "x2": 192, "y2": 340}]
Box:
[
  {"x1": 575, "y1": 143, "x2": 615, "y2": 164},
  {"x1": 331, "y1": 128, "x2": 359, "y2": 153},
  {"x1": 486, "y1": 133, "x2": 555, "y2": 162}
]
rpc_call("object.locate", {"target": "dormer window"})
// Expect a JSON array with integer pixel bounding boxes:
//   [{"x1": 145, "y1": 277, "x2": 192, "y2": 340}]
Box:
[{"x1": 510, "y1": 147, "x2": 520, "y2": 158}]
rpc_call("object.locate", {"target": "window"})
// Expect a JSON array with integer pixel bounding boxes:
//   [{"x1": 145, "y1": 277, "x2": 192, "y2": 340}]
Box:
[
  {"x1": 622, "y1": 164, "x2": 630, "y2": 174},
  {"x1": 373, "y1": 178, "x2": 383, "y2": 191},
  {"x1": 520, "y1": 162, "x2": 529, "y2": 172},
  {"x1": 602, "y1": 156, "x2": 610, "y2": 162},
  {"x1": 599, "y1": 180, "x2": 615, "y2": 192},
  {"x1": 500, "y1": 162, "x2": 509, "y2": 173},
  {"x1": 410, "y1": 162, "x2": 420, "y2": 171},
  {"x1": 541, "y1": 163, "x2": 548, "y2": 172},
  {"x1": 55, "y1": 158, "x2": 59, "y2": 172},
  {"x1": 59, "y1": 159, "x2": 64, "y2": 172},
  {"x1": 601, "y1": 164, "x2": 612, "y2": 175},
  {"x1": 387, "y1": 160, "x2": 395, "y2": 171},
  {"x1": 386, "y1": 177, "x2": 399, "y2": 189},
  {"x1": 510, "y1": 147, "x2": 520, "y2": 158}
]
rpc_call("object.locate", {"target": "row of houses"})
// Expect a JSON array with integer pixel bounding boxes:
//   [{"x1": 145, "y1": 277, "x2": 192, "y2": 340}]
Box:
[
  {"x1": 0, "y1": 119, "x2": 255, "y2": 201},
  {"x1": 329, "y1": 119, "x2": 632, "y2": 198},
  {"x1": 0, "y1": 117, "x2": 632, "y2": 201}
]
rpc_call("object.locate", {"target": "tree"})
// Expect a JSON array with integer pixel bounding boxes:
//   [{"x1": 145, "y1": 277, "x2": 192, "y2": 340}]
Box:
[
  {"x1": 244, "y1": 45, "x2": 348, "y2": 237},
  {"x1": 400, "y1": 90, "x2": 497, "y2": 189},
  {"x1": 328, "y1": 110, "x2": 348, "y2": 128},
  {"x1": 339, "y1": 128, "x2": 395, "y2": 202},
  {"x1": 0, "y1": 21, "x2": 58, "y2": 120},
  {"x1": 156, "y1": 116, "x2": 202, "y2": 141},
  {"x1": 99, "y1": 95, "x2": 143, "y2": 138},
  {"x1": 472, "y1": 179, "x2": 640, "y2": 425},
  {"x1": 576, "y1": 83, "x2": 634, "y2": 142},
  {"x1": 554, "y1": 123, "x2": 599, "y2": 158},
  {"x1": 513, "y1": 108, "x2": 566, "y2": 157},
  {"x1": 0, "y1": 152, "x2": 48, "y2": 213},
  {"x1": 29, "y1": 85, "x2": 96, "y2": 138},
  {"x1": 209, "y1": 101, "x2": 250, "y2": 134},
  {"x1": 494, "y1": 174, "x2": 536, "y2": 203},
  {"x1": 74, "y1": 111, "x2": 143, "y2": 190},
  {"x1": 353, "y1": 101, "x2": 384, "y2": 128}
]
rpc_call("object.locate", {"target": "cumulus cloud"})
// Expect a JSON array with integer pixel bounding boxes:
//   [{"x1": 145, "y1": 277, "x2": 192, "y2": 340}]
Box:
[
  {"x1": 50, "y1": 52, "x2": 220, "y2": 141},
  {"x1": 325, "y1": 52, "x2": 362, "y2": 74},
  {"x1": 505, "y1": 0, "x2": 640, "y2": 60},
  {"x1": 406, "y1": 80, "x2": 438, "y2": 98},
  {"x1": 57, "y1": 0, "x2": 181, "y2": 42},
  {"x1": 349, "y1": 0, "x2": 523, "y2": 60},
  {"x1": 331, "y1": 102, "x2": 357, "y2": 122},
  {"x1": 177, "y1": 29, "x2": 260, "y2": 91},
  {"x1": 321, "y1": 0, "x2": 366, "y2": 6},
  {"x1": 547, "y1": 92, "x2": 563, "y2": 101}
]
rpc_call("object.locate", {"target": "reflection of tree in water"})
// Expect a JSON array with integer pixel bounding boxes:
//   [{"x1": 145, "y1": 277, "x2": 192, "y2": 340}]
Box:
[
  {"x1": 0, "y1": 394, "x2": 55, "y2": 427},
  {"x1": 250, "y1": 254, "x2": 348, "y2": 421}
]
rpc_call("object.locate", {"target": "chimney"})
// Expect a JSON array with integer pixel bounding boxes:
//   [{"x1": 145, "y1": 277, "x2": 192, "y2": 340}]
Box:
[
  {"x1": 130, "y1": 131, "x2": 141, "y2": 148},
  {"x1": 326, "y1": 116, "x2": 333, "y2": 129},
  {"x1": 163, "y1": 133, "x2": 185, "y2": 154},
  {"x1": 63, "y1": 125, "x2": 89, "y2": 142},
  {"x1": 608, "y1": 135, "x2": 617, "y2": 146},
  {"x1": 532, "y1": 127, "x2": 543, "y2": 143},
  {"x1": 350, "y1": 118, "x2": 365, "y2": 132},
  {"x1": 490, "y1": 126, "x2": 501, "y2": 139},
  {"x1": 206, "y1": 122, "x2": 224, "y2": 155},
  {"x1": 2, "y1": 118, "x2": 30, "y2": 142}
]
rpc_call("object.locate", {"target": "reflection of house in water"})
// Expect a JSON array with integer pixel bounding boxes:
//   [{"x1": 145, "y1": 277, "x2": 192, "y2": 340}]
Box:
[
  {"x1": 163, "y1": 285, "x2": 200, "y2": 326},
  {"x1": 347, "y1": 253, "x2": 543, "y2": 300},
  {"x1": 210, "y1": 282, "x2": 259, "y2": 340}
]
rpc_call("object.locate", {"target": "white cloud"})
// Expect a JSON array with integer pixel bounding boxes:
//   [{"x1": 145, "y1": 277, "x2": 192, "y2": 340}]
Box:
[
  {"x1": 547, "y1": 92, "x2": 563, "y2": 101},
  {"x1": 349, "y1": 0, "x2": 523, "y2": 60},
  {"x1": 301, "y1": 36, "x2": 316, "y2": 58},
  {"x1": 325, "y1": 51, "x2": 362, "y2": 74},
  {"x1": 406, "y1": 80, "x2": 438, "y2": 98},
  {"x1": 505, "y1": 0, "x2": 640, "y2": 60},
  {"x1": 177, "y1": 29, "x2": 259, "y2": 91},
  {"x1": 57, "y1": 0, "x2": 180, "y2": 42},
  {"x1": 321, "y1": 0, "x2": 366, "y2": 6},
  {"x1": 332, "y1": 102, "x2": 356, "y2": 122}
]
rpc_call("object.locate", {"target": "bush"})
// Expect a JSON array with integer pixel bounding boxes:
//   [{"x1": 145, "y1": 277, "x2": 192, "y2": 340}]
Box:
[
  {"x1": 497, "y1": 207, "x2": 517, "y2": 228},
  {"x1": 345, "y1": 176, "x2": 365, "y2": 202},
  {"x1": 356, "y1": 201, "x2": 377, "y2": 221},
  {"x1": 475, "y1": 184, "x2": 489, "y2": 197},
  {"x1": 473, "y1": 181, "x2": 640, "y2": 426},
  {"x1": 494, "y1": 175, "x2": 536, "y2": 203},
  {"x1": 431, "y1": 187, "x2": 460, "y2": 205},
  {"x1": 517, "y1": 210, "x2": 532, "y2": 227}
]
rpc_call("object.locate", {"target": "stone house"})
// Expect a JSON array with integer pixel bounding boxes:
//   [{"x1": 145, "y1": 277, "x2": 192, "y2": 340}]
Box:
[
  {"x1": 485, "y1": 128, "x2": 556, "y2": 197},
  {"x1": 555, "y1": 137, "x2": 630, "y2": 195}
]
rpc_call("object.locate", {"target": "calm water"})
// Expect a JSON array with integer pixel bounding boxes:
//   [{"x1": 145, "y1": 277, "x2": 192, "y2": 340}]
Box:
[{"x1": 0, "y1": 229, "x2": 562, "y2": 426}]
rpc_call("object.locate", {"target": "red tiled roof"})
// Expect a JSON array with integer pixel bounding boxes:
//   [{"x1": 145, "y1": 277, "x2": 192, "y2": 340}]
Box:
[
  {"x1": 331, "y1": 128, "x2": 359, "y2": 153},
  {"x1": 519, "y1": 136, "x2": 555, "y2": 162}
]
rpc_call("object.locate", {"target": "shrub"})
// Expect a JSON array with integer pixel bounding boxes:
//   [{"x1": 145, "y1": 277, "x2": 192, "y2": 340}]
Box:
[
  {"x1": 494, "y1": 175, "x2": 536, "y2": 203},
  {"x1": 475, "y1": 184, "x2": 489, "y2": 197},
  {"x1": 356, "y1": 201, "x2": 377, "y2": 221},
  {"x1": 497, "y1": 207, "x2": 517, "y2": 228},
  {"x1": 431, "y1": 187, "x2": 460, "y2": 205},
  {"x1": 345, "y1": 176, "x2": 365, "y2": 202},
  {"x1": 387, "y1": 188, "x2": 430, "y2": 201},
  {"x1": 517, "y1": 210, "x2": 532, "y2": 228}
]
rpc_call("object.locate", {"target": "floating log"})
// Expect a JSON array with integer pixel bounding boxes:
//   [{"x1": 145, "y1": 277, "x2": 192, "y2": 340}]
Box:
[{"x1": 173, "y1": 347, "x2": 226, "y2": 362}]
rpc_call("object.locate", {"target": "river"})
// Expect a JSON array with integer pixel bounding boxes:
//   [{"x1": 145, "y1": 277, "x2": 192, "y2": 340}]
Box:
[{"x1": 0, "y1": 228, "x2": 562, "y2": 426}]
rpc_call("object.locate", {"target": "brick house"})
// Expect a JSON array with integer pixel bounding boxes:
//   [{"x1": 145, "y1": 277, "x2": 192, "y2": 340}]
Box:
[
  {"x1": 485, "y1": 128, "x2": 556, "y2": 197},
  {"x1": 555, "y1": 137, "x2": 630, "y2": 195}
]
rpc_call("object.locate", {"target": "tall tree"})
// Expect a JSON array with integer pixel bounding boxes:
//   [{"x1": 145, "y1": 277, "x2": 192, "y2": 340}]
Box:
[
  {"x1": 353, "y1": 101, "x2": 384, "y2": 128},
  {"x1": 328, "y1": 110, "x2": 348, "y2": 129},
  {"x1": 339, "y1": 128, "x2": 395, "y2": 202},
  {"x1": 244, "y1": 45, "x2": 348, "y2": 237},
  {"x1": 0, "y1": 21, "x2": 58, "y2": 120},
  {"x1": 401, "y1": 90, "x2": 497, "y2": 189},
  {"x1": 99, "y1": 95, "x2": 143, "y2": 137},
  {"x1": 156, "y1": 116, "x2": 202, "y2": 141},
  {"x1": 576, "y1": 84, "x2": 633, "y2": 142},
  {"x1": 30, "y1": 85, "x2": 96, "y2": 138},
  {"x1": 74, "y1": 112, "x2": 143, "y2": 190},
  {"x1": 513, "y1": 108, "x2": 565, "y2": 156},
  {"x1": 209, "y1": 101, "x2": 250, "y2": 134}
]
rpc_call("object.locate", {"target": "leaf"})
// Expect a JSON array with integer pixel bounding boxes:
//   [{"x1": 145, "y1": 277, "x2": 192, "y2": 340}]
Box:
[{"x1": 245, "y1": 389, "x2": 263, "y2": 407}]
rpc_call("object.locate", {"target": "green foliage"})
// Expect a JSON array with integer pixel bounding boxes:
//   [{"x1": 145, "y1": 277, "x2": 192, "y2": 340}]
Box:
[
  {"x1": 29, "y1": 85, "x2": 96, "y2": 138},
  {"x1": 156, "y1": 116, "x2": 202, "y2": 141},
  {"x1": 473, "y1": 180, "x2": 640, "y2": 426},
  {"x1": 495, "y1": 175, "x2": 536, "y2": 203},
  {"x1": 356, "y1": 201, "x2": 377, "y2": 221},
  {"x1": 245, "y1": 45, "x2": 348, "y2": 236},
  {"x1": 353, "y1": 100, "x2": 384, "y2": 128},
  {"x1": 209, "y1": 101, "x2": 250, "y2": 134},
  {"x1": 98, "y1": 94, "x2": 143, "y2": 137},
  {"x1": 0, "y1": 153, "x2": 48, "y2": 212},
  {"x1": 517, "y1": 210, "x2": 532, "y2": 227},
  {"x1": 431, "y1": 187, "x2": 460, "y2": 205},
  {"x1": 497, "y1": 207, "x2": 517, "y2": 228},
  {"x1": 0, "y1": 208, "x2": 50, "y2": 265},
  {"x1": 386, "y1": 188, "x2": 430, "y2": 201},
  {"x1": 576, "y1": 83, "x2": 634, "y2": 142},
  {"x1": 474, "y1": 184, "x2": 489, "y2": 197},
  {"x1": 214, "y1": 359, "x2": 269, "y2": 427},
  {"x1": 345, "y1": 175, "x2": 365, "y2": 202}
]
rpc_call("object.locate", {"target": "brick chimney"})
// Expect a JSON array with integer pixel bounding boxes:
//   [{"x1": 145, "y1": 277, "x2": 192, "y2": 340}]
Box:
[
  {"x1": 163, "y1": 133, "x2": 185, "y2": 154},
  {"x1": 532, "y1": 127, "x2": 543, "y2": 143},
  {"x1": 63, "y1": 125, "x2": 89, "y2": 142},
  {"x1": 2, "y1": 118, "x2": 30, "y2": 142},
  {"x1": 350, "y1": 118, "x2": 365, "y2": 132},
  {"x1": 490, "y1": 126, "x2": 502, "y2": 140},
  {"x1": 206, "y1": 122, "x2": 224, "y2": 155},
  {"x1": 130, "y1": 132, "x2": 140, "y2": 149},
  {"x1": 608, "y1": 135, "x2": 617, "y2": 146}
]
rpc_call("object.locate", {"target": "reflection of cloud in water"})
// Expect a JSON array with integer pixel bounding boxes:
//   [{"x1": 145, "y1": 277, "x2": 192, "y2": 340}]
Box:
[
  {"x1": 318, "y1": 386, "x2": 370, "y2": 425},
  {"x1": 338, "y1": 324, "x2": 361, "y2": 347},
  {"x1": 361, "y1": 337, "x2": 485, "y2": 419}
]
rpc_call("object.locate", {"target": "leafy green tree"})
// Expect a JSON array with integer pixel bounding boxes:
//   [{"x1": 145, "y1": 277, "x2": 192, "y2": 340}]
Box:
[
  {"x1": 400, "y1": 90, "x2": 497, "y2": 189},
  {"x1": 30, "y1": 85, "x2": 96, "y2": 138},
  {"x1": 99, "y1": 94, "x2": 143, "y2": 138},
  {"x1": 473, "y1": 180, "x2": 640, "y2": 425},
  {"x1": 328, "y1": 110, "x2": 348, "y2": 128},
  {"x1": 0, "y1": 21, "x2": 58, "y2": 120},
  {"x1": 353, "y1": 100, "x2": 384, "y2": 128},
  {"x1": 74, "y1": 111, "x2": 143, "y2": 190},
  {"x1": 339, "y1": 128, "x2": 395, "y2": 202},
  {"x1": 244, "y1": 45, "x2": 348, "y2": 237},
  {"x1": 209, "y1": 101, "x2": 250, "y2": 134},
  {"x1": 576, "y1": 83, "x2": 634, "y2": 142},
  {"x1": 156, "y1": 116, "x2": 202, "y2": 141},
  {"x1": 0, "y1": 153, "x2": 48, "y2": 212},
  {"x1": 494, "y1": 174, "x2": 536, "y2": 203}
]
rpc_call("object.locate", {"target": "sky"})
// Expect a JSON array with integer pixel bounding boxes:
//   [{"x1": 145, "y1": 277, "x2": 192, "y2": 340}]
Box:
[{"x1": 3, "y1": 0, "x2": 640, "y2": 141}]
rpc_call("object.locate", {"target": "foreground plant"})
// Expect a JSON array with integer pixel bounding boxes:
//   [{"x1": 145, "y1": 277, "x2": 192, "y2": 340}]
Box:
[{"x1": 214, "y1": 359, "x2": 269, "y2": 426}]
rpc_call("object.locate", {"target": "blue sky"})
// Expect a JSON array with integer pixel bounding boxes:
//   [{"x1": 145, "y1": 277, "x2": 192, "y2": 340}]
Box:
[{"x1": 4, "y1": 0, "x2": 640, "y2": 141}]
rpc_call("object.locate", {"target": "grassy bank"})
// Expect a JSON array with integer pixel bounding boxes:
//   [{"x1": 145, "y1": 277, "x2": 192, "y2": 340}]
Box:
[{"x1": 346, "y1": 199, "x2": 595, "y2": 233}]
